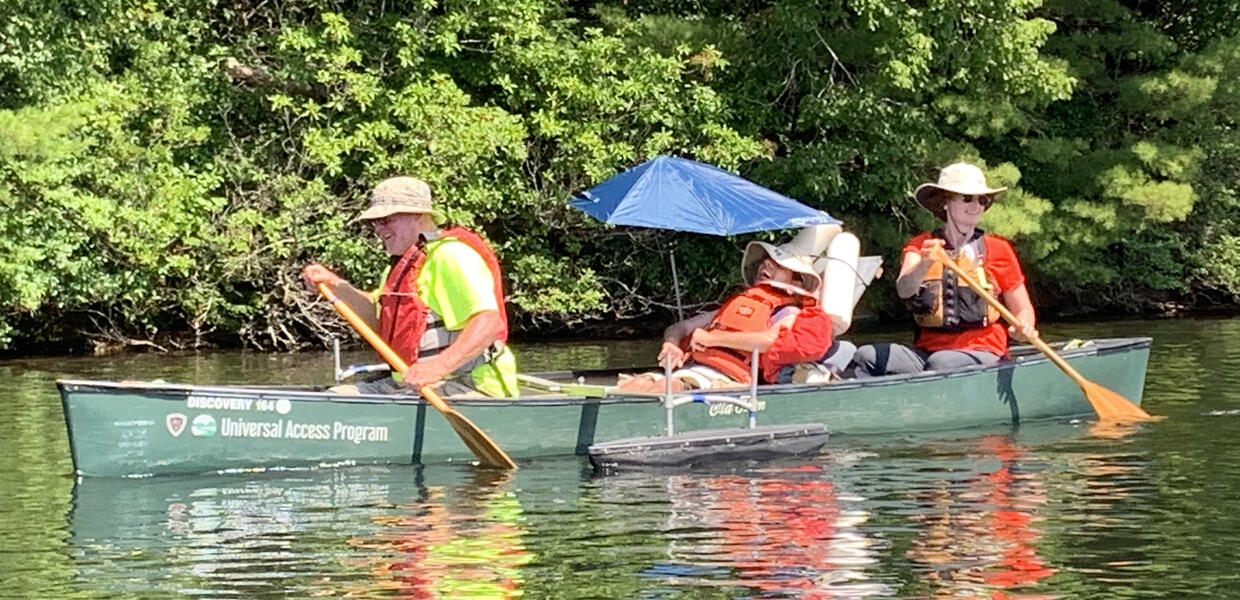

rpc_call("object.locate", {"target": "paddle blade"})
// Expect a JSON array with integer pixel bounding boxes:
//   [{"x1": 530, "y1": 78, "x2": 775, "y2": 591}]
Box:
[
  {"x1": 1088, "y1": 420, "x2": 1144, "y2": 440},
  {"x1": 442, "y1": 408, "x2": 518, "y2": 469},
  {"x1": 1080, "y1": 380, "x2": 1154, "y2": 422}
]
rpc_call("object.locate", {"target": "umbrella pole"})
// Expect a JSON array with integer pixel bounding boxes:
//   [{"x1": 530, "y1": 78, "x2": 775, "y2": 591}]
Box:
[{"x1": 670, "y1": 249, "x2": 684, "y2": 321}]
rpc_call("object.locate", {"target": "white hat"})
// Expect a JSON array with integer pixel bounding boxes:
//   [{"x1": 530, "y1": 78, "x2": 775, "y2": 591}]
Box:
[
  {"x1": 912, "y1": 162, "x2": 1006, "y2": 220},
  {"x1": 739, "y1": 234, "x2": 828, "y2": 295}
]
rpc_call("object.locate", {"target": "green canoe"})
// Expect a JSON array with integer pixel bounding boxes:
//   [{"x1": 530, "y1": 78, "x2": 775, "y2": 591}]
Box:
[{"x1": 57, "y1": 337, "x2": 1151, "y2": 477}]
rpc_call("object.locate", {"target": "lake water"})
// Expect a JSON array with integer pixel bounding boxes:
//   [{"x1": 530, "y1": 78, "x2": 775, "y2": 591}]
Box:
[{"x1": 2, "y1": 318, "x2": 1238, "y2": 598}]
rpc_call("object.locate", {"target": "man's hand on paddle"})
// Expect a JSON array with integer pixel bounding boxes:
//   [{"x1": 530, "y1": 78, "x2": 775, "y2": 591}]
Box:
[
  {"x1": 402, "y1": 357, "x2": 452, "y2": 390},
  {"x1": 302, "y1": 263, "x2": 343, "y2": 293}
]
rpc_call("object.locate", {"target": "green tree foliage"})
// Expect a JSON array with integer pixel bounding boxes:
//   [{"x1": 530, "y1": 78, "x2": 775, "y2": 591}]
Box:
[
  {"x1": 0, "y1": 0, "x2": 1239, "y2": 352},
  {"x1": 1000, "y1": 1, "x2": 1240, "y2": 311},
  {"x1": 0, "y1": 0, "x2": 761, "y2": 350}
]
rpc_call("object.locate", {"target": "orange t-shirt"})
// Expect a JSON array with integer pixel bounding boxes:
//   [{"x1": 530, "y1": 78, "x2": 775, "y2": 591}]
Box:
[{"x1": 904, "y1": 232, "x2": 1026, "y2": 356}]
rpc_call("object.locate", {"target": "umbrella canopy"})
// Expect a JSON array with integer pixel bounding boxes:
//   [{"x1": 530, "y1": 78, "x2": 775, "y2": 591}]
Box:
[{"x1": 569, "y1": 155, "x2": 838, "y2": 235}]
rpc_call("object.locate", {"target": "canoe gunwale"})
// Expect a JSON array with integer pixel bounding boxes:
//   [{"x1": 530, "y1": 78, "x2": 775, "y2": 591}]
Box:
[{"x1": 56, "y1": 337, "x2": 1151, "y2": 406}]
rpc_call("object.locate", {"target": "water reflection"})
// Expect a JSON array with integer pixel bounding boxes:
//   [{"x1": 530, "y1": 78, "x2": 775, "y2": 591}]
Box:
[
  {"x1": 68, "y1": 465, "x2": 533, "y2": 598},
  {"x1": 597, "y1": 465, "x2": 892, "y2": 598},
  {"x1": 904, "y1": 435, "x2": 1054, "y2": 598},
  {"x1": 346, "y1": 470, "x2": 532, "y2": 598}
]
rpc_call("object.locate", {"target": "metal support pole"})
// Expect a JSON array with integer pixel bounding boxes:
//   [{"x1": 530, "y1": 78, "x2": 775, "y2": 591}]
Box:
[
  {"x1": 664, "y1": 359, "x2": 675, "y2": 436},
  {"x1": 333, "y1": 337, "x2": 342, "y2": 383},
  {"x1": 748, "y1": 348, "x2": 759, "y2": 429},
  {"x1": 670, "y1": 249, "x2": 684, "y2": 321}
]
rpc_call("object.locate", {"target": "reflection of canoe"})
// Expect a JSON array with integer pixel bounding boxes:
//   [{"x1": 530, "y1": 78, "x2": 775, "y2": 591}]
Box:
[
  {"x1": 67, "y1": 464, "x2": 535, "y2": 596},
  {"x1": 69, "y1": 467, "x2": 420, "y2": 546},
  {"x1": 58, "y1": 337, "x2": 1151, "y2": 477}
]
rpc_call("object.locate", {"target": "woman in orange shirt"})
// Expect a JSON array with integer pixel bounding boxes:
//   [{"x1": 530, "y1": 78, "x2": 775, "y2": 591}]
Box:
[{"x1": 854, "y1": 163, "x2": 1038, "y2": 376}]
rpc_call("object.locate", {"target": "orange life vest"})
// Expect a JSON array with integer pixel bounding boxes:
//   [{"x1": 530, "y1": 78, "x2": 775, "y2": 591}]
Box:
[
  {"x1": 908, "y1": 233, "x2": 1001, "y2": 331},
  {"x1": 691, "y1": 283, "x2": 811, "y2": 384},
  {"x1": 378, "y1": 227, "x2": 509, "y2": 367}
]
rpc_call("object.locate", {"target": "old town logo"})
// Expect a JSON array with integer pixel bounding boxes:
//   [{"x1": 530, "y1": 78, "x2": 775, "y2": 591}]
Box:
[{"x1": 166, "y1": 413, "x2": 188, "y2": 437}]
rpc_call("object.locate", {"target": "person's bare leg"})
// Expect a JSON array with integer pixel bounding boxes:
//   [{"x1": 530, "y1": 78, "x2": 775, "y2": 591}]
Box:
[{"x1": 616, "y1": 374, "x2": 688, "y2": 393}]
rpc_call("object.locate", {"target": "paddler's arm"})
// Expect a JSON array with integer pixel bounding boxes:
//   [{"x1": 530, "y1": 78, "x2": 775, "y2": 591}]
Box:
[
  {"x1": 896, "y1": 240, "x2": 942, "y2": 299},
  {"x1": 1002, "y1": 283, "x2": 1038, "y2": 342},
  {"x1": 302, "y1": 263, "x2": 378, "y2": 330},
  {"x1": 402, "y1": 309, "x2": 504, "y2": 389}
]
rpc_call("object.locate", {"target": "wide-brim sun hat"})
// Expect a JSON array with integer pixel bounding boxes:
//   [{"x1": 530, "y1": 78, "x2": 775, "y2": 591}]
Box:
[
  {"x1": 913, "y1": 162, "x2": 1007, "y2": 221},
  {"x1": 741, "y1": 240, "x2": 822, "y2": 294},
  {"x1": 354, "y1": 176, "x2": 434, "y2": 222}
]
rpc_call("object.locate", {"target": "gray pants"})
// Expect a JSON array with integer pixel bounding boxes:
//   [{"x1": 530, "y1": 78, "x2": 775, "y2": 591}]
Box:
[
  {"x1": 852, "y1": 342, "x2": 1000, "y2": 377},
  {"x1": 821, "y1": 340, "x2": 858, "y2": 375},
  {"x1": 329, "y1": 376, "x2": 478, "y2": 397},
  {"x1": 773, "y1": 340, "x2": 859, "y2": 384}
]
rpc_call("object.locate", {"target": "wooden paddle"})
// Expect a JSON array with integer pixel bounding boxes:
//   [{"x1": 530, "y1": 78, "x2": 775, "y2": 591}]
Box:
[
  {"x1": 316, "y1": 283, "x2": 518, "y2": 469},
  {"x1": 930, "y1": 247, "x2": 1153, "y2": 422}
]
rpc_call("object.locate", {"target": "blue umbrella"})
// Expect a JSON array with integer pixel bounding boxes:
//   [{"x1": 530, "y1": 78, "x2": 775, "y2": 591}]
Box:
[
  {"x1": 569, "y1": 155, "x2": 839, "y2": 318},
  {"x1": 569, "y1": 155, "x2": 838, "y2": 234}
]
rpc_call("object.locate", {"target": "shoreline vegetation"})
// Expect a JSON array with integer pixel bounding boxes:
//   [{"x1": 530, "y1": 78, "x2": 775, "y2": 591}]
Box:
[
  {"x1": 2, "y1": 1, "x2": 1238, "y2": 357},
  {"x1": 10, "y1": 308, "x2": 1240, "y2": 360}
]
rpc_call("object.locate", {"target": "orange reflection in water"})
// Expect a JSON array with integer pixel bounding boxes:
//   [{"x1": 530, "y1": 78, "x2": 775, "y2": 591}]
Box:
[
  {"x1": 1088, "y1": 419, "x2": 1153, "y2": 440},
  {"x1": 713, "y1": 472, "x2": 841, "y2": 593},
  {"x1": 666, "y1": 466, "x2": 887, "y2": 597},
  {"x1": 345, "y1": 473, "x2": 531, "y2": 599},
  {"x1": 907, "y1": 436, "x2": 1056, "y2": 599}
]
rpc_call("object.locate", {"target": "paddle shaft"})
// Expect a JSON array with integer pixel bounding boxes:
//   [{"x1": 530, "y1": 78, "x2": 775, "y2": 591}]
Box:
[
  {"x1": 316, "y1": 283, "x2": 455, "y2": 413},
  {"x1": 930, "y1": 248, "x2": 1089, "y2": 387},
  {"x1": 317, "y1": 282, "x2": 518, "y2": 468}
]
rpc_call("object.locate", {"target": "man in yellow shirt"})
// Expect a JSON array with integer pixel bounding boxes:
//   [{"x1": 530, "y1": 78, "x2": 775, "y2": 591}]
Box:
[{"x1": 303, "y1": 176, "x2": 519, "y2": 397}]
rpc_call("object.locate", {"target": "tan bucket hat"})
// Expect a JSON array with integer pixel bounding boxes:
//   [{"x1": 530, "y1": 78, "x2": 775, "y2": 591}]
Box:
[
  {"x1": 913, "y1": 162, "x2": 1006, "y2": 220},
  {"x1": 741, "y1": 224, "x2": 838, "y2": 294},
  {"x1": 355, "y1": 176, "x2": 434, "y2": 222}
]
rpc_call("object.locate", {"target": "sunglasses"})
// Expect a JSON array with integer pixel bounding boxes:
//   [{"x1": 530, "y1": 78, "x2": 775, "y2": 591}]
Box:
[{"x1": 954, "y1": 194, "x2": 993, "y2": 207}]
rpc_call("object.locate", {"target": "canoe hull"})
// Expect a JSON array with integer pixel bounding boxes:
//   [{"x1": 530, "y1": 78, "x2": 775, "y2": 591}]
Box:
[{"x1": 58, "y1": 338, "x2": 1151, "y2": 477}]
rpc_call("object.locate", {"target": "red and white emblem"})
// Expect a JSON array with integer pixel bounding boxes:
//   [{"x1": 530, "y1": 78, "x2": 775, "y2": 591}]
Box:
[{"x1": 166, "y1": 413, "x2": 188, "y2": 437}]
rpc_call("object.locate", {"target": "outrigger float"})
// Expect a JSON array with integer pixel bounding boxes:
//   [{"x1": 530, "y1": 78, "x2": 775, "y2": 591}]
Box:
[{"x1": 57, "y1": 337, "x2": 1151, "y2": 477}]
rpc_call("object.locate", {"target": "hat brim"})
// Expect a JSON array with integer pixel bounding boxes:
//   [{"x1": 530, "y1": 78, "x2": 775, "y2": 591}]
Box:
[
  {"x1": 913, "y1": 183, "x2": 1007, "y2": 220},
  {"x1": 352, "y1": 204, "x2": 433, "y2": 224},
  {"x1": 742, "y1": 241, "x2": 821, "y2": 293}
]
